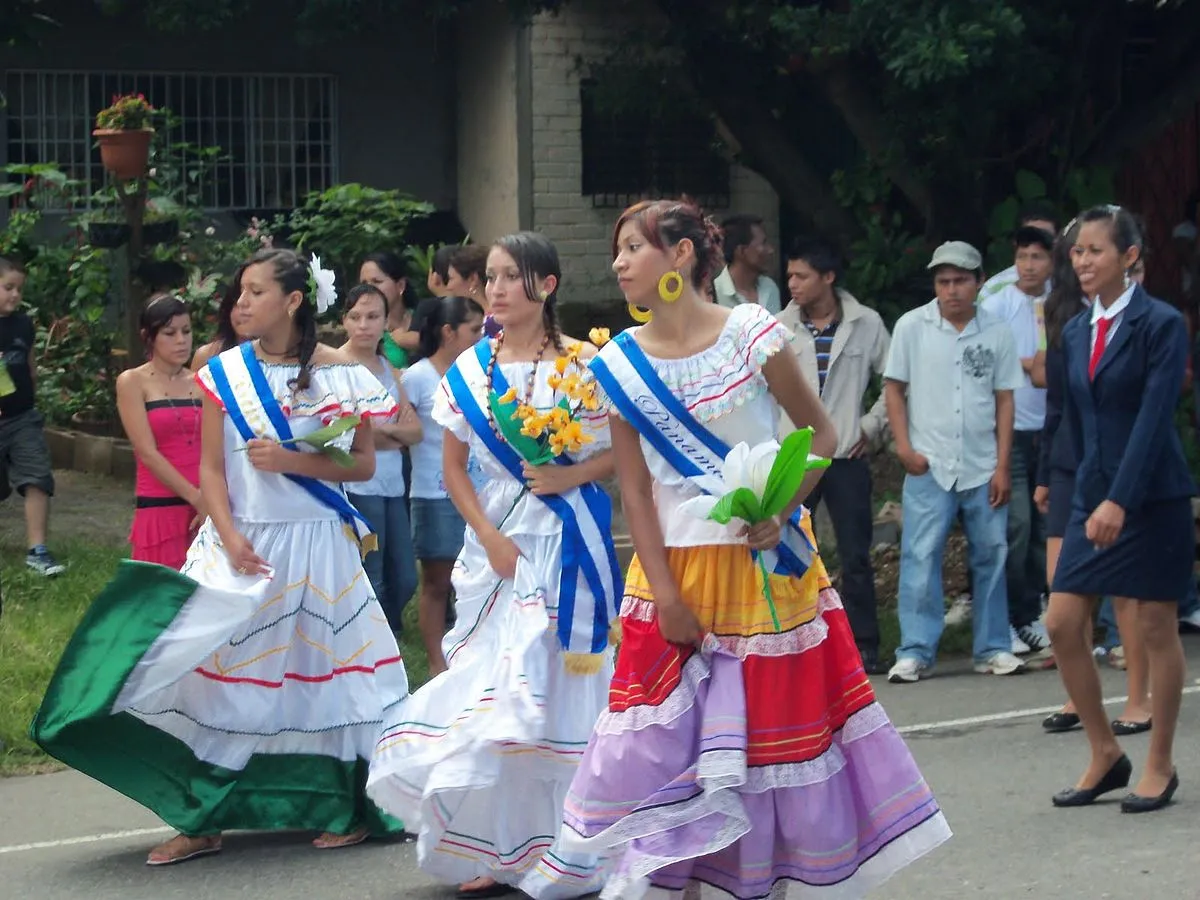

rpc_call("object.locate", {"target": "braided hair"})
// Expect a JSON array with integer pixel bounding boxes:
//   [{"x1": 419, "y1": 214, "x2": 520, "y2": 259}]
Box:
[
  {"x1": 492, "y1": 231, "x2": 565, "y2": 352},
  {"x1": 611, "y1": 198, "x2": 724, "y2": 289},
  {"x1": 245, "y1": 248, "x2": 318, "y2": 391}
]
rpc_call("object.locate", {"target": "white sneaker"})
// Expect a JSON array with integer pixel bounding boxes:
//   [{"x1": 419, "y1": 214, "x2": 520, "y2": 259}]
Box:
[
  {"x1": 944, "y1": 595, "x2": 972, "y2": 626},
  {"x1": 1179, "y1": 608, "x2": 1200, "y2": 631},
  {"x1": 1017, "y1": 621, "x2": 1051, "y2": 654},
  {"x1": 974, "y1": 651, "x2": 1027, "y2": 676},
  {"x1": 887, "y1": 658, "x2": 927, "y2": 684},
  {"x1": 1009, "y1": 624, "x2": 1031, "y2": 655}
]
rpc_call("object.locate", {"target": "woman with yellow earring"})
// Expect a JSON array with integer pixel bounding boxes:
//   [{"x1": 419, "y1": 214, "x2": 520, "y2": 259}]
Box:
[{"x1": 627, "y1": 270, "x2": 682, "y2": 322}]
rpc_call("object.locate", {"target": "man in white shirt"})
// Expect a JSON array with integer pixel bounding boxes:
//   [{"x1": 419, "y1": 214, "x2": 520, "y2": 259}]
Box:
[
  {"x1": 978, "y1": 204, "x2": 1058, "y2": 304},
  {"x1": 713, "y1": 214, "x2": 781, "y2": 314},
  {"x1": 777, "y1": 237, "x2": 891, "y2": 673},
  {"x1": 883, "y1": 241, "x2": 1026, "y2": 684},
  {"x1": 981, "y1": 225, "x2": 1054, "y2": 657}
]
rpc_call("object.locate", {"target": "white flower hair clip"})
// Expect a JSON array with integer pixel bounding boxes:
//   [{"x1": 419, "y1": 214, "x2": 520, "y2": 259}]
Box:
[{"x1": 308, "y1": 254, "x2": 337, "y2": 315}]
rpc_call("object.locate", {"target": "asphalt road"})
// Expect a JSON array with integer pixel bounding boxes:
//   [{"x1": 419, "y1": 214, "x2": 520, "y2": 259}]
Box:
[{"x1": 4, "y1": 642, "x2": 1199, "y2": 900}]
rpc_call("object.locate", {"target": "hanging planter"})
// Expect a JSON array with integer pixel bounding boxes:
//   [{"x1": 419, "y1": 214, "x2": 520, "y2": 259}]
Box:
[
  {"x1": 84, "y1": 221, "x2": 131, "y2": 249},
  {"x1": 142, "y1": 217, "x2": 179, "y2": 246},
  {"x1": 93, "y1": 93, "x2": 157, "y2": 181},
  {"x1": 93, "y1": 128, "x2": 153, "y2": 180}
]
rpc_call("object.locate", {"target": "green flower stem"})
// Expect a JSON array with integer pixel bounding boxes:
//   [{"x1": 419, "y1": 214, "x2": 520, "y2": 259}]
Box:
[{"x1": 757, "y1": 552, "x2": 781, "y2": 632}]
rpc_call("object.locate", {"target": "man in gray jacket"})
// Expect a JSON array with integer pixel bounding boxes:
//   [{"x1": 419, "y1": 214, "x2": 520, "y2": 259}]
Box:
[{"x1": 778, "y1": 237, "x2": 890, "y2": 673}]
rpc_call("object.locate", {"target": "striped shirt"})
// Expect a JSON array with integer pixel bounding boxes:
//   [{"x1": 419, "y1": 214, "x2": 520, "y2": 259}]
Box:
[{"x1": 803, "y1": 318, "x2": 840, "y2": 393}]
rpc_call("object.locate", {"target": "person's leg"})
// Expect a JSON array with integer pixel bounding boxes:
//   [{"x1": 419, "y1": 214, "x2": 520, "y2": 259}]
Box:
[
  {"x1": 10, "y1": 413, "x2": 63, "y2": 574},
  {"x1": 893, "y1": 473, "x2": 955, "y2": 668},
  {"x1": 819, "y1": 458, "x2": 881, "y2": 667},
  {"x1": 1004, "y1": 433, "x2": 1042, "y2": 632},
  {"x1": 1133, "y1": 600, "x2": 1186, "y2": 799},
  {"x1": 1044, "y1": 536, "x2": 1086, "y2": 723},
  {"x1": 349, "y1": 493, "x2": 393, "y2": 625},
  {"x1": 1112, "y1": 597, "x2": 1151, "y2": 725},
  {"x1": 958, "y1": 483, "x2": 1017, "y2": 665},
  {"x1": 1046, "y1": 591, "x2": 1126, "y2": 790},
  {"x1": 385, "y1": 495, "x2": 419, "y2": 630}
]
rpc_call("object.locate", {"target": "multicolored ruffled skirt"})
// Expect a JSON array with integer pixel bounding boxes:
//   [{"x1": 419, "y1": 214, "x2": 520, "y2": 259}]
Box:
[{"x1": 562, "y1": 531, "x2": 951, "y2": 899}]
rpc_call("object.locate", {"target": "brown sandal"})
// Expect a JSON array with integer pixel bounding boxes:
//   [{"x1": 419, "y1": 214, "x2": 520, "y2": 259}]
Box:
[
  {"x1": 312, "y1": 827, "x2": 370, "y2": 850},
  {"x1": 146, "y1": 833, "x2": 222, "y2": 866}
]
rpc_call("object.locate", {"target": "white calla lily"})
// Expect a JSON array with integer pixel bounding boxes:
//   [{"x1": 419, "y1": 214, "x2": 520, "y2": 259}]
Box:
[{"x1": 743, "y1": 440, "x2": 780, "y2": 498}]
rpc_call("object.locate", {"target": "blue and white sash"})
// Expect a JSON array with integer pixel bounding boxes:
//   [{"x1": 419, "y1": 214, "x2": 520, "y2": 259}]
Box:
[
  {"x1": 208, "y1": 342, "x2": 376, "y2": 554},
  {"x1": 445, "y1": 338, "x2": 622, "y2": 661},
  {"x1": 590, "y1": 331, "x2": 814, "y2": 579}
]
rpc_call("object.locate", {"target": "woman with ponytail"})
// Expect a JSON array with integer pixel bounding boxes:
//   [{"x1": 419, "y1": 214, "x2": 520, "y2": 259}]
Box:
[
  {"x1": 369, "y1": 233, "x2": 620, "y2": 899},
  {"x1": 401, "y1": 295, "x2": 485, "y2": 675},
  {"x1": 33, "y1": 248, "x2": 409, "y2": 865}
]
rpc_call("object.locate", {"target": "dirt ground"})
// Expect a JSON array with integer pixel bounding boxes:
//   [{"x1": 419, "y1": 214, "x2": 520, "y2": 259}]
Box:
[{"x1": 0, "y1": 470, "x2": 132, "y2": 553}]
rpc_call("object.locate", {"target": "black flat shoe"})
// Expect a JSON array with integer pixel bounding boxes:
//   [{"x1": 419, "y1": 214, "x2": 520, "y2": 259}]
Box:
[
  {"x1": 1052, "y1": 755, "x2": 1132, "y2": 807},
  {"x1": 859, "y1": 650, "x2": 888, "y2": 676},
  {"x1": 1121, "y1": 771, "x2": 1179, "y2": 814},
  {"x1": 1042, "y1": 711, "x2": 1081, "y2": 733},
  {"x1": 1111, "y1": 718, "x2": 1151, "y2": 736}
]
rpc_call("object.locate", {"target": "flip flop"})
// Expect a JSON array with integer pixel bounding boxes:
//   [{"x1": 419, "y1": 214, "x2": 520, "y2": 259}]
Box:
[
  {"x1": 312, "y1": 828, "x2": 370, "y2": 850},
  {"x1": 146, "y1": 836, "x2": 222, "y2": 866},
  {"x1": 1111, "y1": 718, "x2": 1152, "y2": 736}
]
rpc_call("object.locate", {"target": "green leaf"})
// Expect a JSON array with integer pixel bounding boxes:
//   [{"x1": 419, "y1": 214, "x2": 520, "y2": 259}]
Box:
[
  {"x1": 760, "y1": 428, "x2": 814, "y2": 517},
  {"x1": 729, "y1": 487, "x2": 764, "y2": 523},
  {"x1": 706, "y1": 492, "x2": 738, "y2": 525},
  {"x1": 486, "y1": 391, "x2": 553, "y2": 465},
  {"x1": 1014, "y1": 169, "x2": 1047, "y2": 203},
  {"x1": 323, "y1": 446, "x2": 356, "y2": 468},
  {"x1": 294, "y1": 414, "x2": 361, "y2": 449}
]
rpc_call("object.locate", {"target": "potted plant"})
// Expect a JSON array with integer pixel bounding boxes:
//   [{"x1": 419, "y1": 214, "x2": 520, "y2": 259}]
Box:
[
  {"x1": 79, "y1": 209, "x2": 131, "y2": 249},
  {"x1": 142, "y1": 196, "x2": 181, "y2": 246},
  {"x1": 93, "y1": 93, "x2": 156, "y2": 180}
]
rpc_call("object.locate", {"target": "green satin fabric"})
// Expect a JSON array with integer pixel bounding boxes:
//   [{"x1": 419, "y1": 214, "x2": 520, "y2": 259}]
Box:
[{"x1": 30, "y1": 561, "x2": 402, "y2": 836}]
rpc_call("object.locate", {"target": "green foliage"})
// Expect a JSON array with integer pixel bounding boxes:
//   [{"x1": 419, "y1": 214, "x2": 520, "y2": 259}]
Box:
[
  {"x1": 830, "y1": 164, "x2": 929, "y2": 324},
  {"x1": 281, "y1": 183, "x2": 435, "y2": 298},
  {"x1": 983, "y1": 165, "x2": 1116, "y2": 272},
  {"x1": 94, "y1": 93, "x2": 156, "y2": 131}
]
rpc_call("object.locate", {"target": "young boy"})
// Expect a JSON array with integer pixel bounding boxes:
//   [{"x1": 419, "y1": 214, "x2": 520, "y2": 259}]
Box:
[{"x1": 0, "y1": 256, "x2": 66, "y2": 576}]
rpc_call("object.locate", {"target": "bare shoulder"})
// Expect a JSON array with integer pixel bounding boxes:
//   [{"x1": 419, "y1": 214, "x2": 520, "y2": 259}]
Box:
[
  {"x1": 311, "y1": 342, "x2": 353, "y2": 366},
  {"x1": 562, "y1": 334, "x2": 600, "y2": 360},
  {"x1": 191, "y1": 341, "x2": 218, "y2": 371},
  {"x1": 116, "y1": 363, "x2": 148, "y2": 393}
]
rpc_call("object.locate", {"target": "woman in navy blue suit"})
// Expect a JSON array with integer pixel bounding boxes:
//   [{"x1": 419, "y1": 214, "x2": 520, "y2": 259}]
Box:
[{"x1": 1045, "y1": 205, "x2": 1193, "y2": 814}]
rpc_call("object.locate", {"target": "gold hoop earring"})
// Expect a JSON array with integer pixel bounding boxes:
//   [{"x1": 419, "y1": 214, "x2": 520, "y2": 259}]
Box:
[
  {"x1": 658, "y1": 271, "x2": 684, "y2": 303},
  {"x1": 628, "y1": 303, "x2": 653, "y2": 323}
]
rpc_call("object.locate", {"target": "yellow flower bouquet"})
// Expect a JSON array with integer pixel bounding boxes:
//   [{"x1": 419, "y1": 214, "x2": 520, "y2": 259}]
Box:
[{"x1": 487, "y1": 329, "x2": 610, "y2": 465}]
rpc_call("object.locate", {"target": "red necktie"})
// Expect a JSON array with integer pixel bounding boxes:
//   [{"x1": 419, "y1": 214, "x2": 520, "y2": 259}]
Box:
[{"x1": 1089, "y1": 316, "x2": 1112, "y2": 381}]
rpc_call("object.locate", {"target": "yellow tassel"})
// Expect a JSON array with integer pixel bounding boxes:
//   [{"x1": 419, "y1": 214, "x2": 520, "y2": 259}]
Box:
[
  {"x1": 608, "y1": 619, "x2": 623, "y2": 646},
  {"x1": 346, "y1": 522, "x2": 378, "y2": 560},
  {"x1": 562, "y1": 652, "x2": 606, "y2": 675}
]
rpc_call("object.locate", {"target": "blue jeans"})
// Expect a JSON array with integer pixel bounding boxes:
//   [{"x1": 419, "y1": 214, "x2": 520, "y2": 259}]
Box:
[
  {"x1": 897, "y1": 473, "x2": 1010, "y2": 665},
  {"x1": 348, "y1": 492, "x2": 418, "y2": 633}
]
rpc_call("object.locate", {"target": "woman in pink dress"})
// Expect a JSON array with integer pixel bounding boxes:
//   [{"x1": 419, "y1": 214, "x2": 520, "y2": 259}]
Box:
[{"x1": 116, "y1": 295, "x2": 204, "y2": 569}]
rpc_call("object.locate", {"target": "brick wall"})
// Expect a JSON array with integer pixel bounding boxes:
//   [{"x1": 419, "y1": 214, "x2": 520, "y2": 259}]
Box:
[{"x1": 528, "y1": 1, "x2": 781, "y2": 309}]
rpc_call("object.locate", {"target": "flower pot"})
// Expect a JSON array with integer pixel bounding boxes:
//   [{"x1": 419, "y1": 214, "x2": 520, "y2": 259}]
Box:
[
  {"x1": 85, "y1": 221, "x2": 131, "y2": 249},
  {"x1": 142, "y1": 218, "x2": 179, "y2": 246},
  {"x1": 93, "y1": 128, "x2": 153, "y2": 180}
]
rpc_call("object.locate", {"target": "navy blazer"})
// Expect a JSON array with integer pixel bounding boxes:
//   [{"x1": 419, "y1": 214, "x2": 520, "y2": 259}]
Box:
[
  {"x1": 1061, "y1": 285, "x2": 1195, "y2": 514},
  {"x1": 1036, "y1": 342, "x2": 1078, "y2": 486}
]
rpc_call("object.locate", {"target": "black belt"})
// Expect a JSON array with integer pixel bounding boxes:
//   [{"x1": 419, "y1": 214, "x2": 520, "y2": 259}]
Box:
[{"x1": 135, "y1": 496, "x2": 192, "y2": 509}]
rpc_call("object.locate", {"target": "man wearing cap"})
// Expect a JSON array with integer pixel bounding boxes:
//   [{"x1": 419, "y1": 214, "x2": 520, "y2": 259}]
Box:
[{"x1": 883, "y1": 241, "x2": 1027, "y2": 683}]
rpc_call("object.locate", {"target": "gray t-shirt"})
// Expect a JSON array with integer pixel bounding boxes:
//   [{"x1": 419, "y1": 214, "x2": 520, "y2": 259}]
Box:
[{"x1": 884, "y1": 299, "x2": 1024, "y2": 492}]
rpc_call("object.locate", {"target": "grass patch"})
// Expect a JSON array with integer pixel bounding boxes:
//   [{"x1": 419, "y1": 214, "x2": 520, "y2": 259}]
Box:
[{"x1": 1, "y1": 541, "x2": 122, "y2": 774}]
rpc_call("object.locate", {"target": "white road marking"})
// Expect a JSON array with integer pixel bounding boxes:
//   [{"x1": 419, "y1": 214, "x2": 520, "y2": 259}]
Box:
[
  {"x1": 2, "y1": 687, "x2": 1199, "y2": 856},
  {"x1": 897, "y1": 684, "x2": 1200, "y2": 735},
  {"x1": 0, "y1": 826, "x2": 171, "y2": 855}
]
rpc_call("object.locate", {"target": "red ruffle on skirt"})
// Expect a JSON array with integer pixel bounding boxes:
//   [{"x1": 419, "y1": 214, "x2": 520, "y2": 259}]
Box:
[{"x1": 129, "y1": 505, "x2": 195, "y2": 571}]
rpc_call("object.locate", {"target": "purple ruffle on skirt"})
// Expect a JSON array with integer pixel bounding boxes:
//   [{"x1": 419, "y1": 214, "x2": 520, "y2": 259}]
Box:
[{"x1": 562, "y1": 642, "x2": 951, "y2": 899}]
